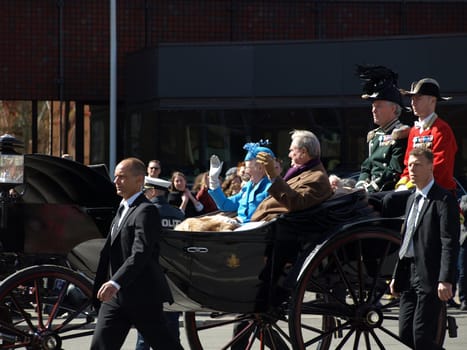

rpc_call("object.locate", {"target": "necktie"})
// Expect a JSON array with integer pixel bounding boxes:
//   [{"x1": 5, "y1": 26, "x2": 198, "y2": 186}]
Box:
[
  {"x1": 399, "y1": 194, "x2": 422, "y2": 259},
  {"x1": 111, "y1": 205, "x2": 125, "y2": 239}
]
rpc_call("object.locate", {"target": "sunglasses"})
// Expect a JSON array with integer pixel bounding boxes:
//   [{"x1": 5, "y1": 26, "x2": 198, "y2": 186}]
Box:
[{"x1": 149, "y1": 167, "x2": 160, "y2": 170}]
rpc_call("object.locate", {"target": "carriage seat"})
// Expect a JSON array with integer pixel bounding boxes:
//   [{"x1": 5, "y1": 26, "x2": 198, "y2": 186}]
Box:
[
  {"x1": 276, "y1": 188, "x2": 378, "y2": 240},
  {"x1": 67, "y1": 238, "x2": 105, "y2": 279}
]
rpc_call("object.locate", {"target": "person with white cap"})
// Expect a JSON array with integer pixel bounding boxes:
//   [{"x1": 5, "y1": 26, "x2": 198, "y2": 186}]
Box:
[
  {"x1": 208, "y1": 140, "x2": 275, "y2": 223},
  {"x1": 135, "y1": 176, "x2": 185, "y2": 350},
  {"x1": 396, "y1": 77, "x2": 457, "y2": 193},
  {"x1": 143, "y1": 176, "x2": 185, "y2": 229}
]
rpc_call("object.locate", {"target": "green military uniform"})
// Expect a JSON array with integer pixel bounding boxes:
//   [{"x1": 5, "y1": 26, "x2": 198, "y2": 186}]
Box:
[{"x1": 357, "y1": 118, "x2": 409, "y2": 192}]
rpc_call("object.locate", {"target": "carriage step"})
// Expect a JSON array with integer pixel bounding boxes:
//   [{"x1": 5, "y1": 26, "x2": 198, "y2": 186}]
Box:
[{"x1": 447, "y1": 316, "x2": 457, "y2": 338}]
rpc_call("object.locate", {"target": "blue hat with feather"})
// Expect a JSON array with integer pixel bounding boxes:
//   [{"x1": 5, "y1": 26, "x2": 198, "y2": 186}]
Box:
[{"x1": 243, "y1": 140, "x2": 275, "y2": 161}]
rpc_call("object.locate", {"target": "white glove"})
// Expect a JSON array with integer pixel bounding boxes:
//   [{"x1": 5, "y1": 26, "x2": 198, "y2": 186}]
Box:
[
  {"x1": 209, "y1": 155, "x2": 223, "y2": 190},
  {"x1": 355, "y1": 180, "x2": 368, "y2": 190}
]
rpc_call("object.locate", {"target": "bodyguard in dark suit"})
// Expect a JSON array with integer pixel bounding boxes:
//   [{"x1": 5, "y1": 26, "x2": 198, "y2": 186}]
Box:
[
  {"x1": 390, "y1": 148, "x2": 459, "y2": 350},
  {"x1": 90, "y1": 158, "x2": 183, "y2": 350}
]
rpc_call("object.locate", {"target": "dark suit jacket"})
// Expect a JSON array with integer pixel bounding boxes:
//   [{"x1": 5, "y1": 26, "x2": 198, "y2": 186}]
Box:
[
  {"x1": 393, "y1": 182, "x2": 459, "y2": 294},
  {"x1": 94, "y1": 193, "x2": 173, "y2": 307}
]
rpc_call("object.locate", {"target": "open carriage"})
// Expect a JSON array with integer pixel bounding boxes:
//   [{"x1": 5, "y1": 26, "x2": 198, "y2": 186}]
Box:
[{"x1": 0, "y1": 155, "x2": 452, "y2": 349}]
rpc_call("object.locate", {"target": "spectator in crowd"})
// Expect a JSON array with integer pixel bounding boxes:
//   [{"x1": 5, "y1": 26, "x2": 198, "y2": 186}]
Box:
[
  {"x1": 355, "y1": 65, "x2": 410, "y2": 192},
  {"x1": 225, "y1": 166, "x2": 238, "y2": 179},
  {"x1": 90, "y1": 158, "x2": 183, "y2": 350},
  {"x1": 135, "y1": 176, "x2": 185, "y2": 350},
  {"x1": 168, "y1": 171, "x2": 204, "y2": 218},
  {"x1": 194, "y1": 172, "x2": 218, "y2": 214},
  {"x1": 222, "y1": 173, "x2": 242, "y2": 197},
  {"x1": 251, "y1": 129, "x2": 333, "y2": 222},
  {"x1": 208, "y1": 140, "x2": 275, "y2": 223},
  {"x1": 191, "y1": 172, "x2": 205, "y2": 193},
  {"x1": 274, "y1": 157, "x2": 284, "y2": 177},
  {"x1": 147, "y1": 160, "x2": 161, "y2": 178},
  {"x1": 390, "y1": 148, "x2": 459, "y2": 349},
  {"x1": 236, "y1": 161, "x2": 249, "y2": 187},
  {"x1": 458, "y1": 195, "x2": 467, "y2": 311}
]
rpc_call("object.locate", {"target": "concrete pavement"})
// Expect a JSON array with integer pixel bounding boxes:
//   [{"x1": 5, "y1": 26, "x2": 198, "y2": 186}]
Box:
[{"x1": 61, "y1": 308, "x2": 467, "y2": 349}]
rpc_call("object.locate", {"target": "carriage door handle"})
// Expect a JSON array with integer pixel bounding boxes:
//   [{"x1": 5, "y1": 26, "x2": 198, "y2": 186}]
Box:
[{"x1": 186, "y1": 246, "x2": 209, "y2": 253}]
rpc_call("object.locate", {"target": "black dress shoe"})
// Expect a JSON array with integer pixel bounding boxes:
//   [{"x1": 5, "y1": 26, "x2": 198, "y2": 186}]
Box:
[
  {"x1": 460, "y1": 301, "x2": 467, "y2": 311},
  {"x1": 447, "y1": 299, "x2": 460, "y2": 308}
]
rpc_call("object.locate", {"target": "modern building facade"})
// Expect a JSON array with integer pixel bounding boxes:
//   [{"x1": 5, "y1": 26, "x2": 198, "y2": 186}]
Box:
[{"x1": 1, "y1": 0, "x2": 467, "y2": 180}]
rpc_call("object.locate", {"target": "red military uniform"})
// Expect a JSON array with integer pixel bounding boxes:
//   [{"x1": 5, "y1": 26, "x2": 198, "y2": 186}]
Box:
[{"x1": 397, "y1": 114, "x2": 457, "y2": 191}]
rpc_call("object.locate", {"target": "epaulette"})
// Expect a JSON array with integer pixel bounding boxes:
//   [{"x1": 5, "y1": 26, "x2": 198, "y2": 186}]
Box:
[
  {"x1": 391, "y1": 124, "x2": 410, "y2": 139},
  {"x1": 366, "y1": 128, "x2": 379, "y2": 143}
]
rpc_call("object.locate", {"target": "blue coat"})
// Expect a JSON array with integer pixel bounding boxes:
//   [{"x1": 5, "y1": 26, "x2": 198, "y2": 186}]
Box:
[{"x1": 209, "y1": 177, "x2": 271, "y2": 223}]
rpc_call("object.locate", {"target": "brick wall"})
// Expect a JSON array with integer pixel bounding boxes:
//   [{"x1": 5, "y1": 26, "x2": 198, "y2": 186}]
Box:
[{"x1": 1, "y1": 0, "x2": 466, "y2": 101}]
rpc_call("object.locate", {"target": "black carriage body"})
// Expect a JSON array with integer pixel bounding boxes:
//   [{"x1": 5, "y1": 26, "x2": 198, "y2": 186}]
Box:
[
  {"x1": 160, "y1": 190, "x2": 404, "y2": 314},
  {"x1": 161, "y1": 224, "x2": 275, "y2": 313},
  {"x1": 0, "y1": 155, "x2": 118, "y2": 276}
]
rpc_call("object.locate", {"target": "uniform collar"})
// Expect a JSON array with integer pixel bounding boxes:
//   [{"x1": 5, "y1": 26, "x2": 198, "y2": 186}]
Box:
[
  {"x1": 380, "y1": 118, "x2": 400, "y2": 133},
  {"x1": 414, "y1": 112, "x2": 436, "y2": 130}
]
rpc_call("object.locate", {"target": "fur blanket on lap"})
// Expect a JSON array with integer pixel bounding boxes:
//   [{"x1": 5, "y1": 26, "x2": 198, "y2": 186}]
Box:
[{"x1": 175, "y1": 214, "x2": 241, "y2": 232}]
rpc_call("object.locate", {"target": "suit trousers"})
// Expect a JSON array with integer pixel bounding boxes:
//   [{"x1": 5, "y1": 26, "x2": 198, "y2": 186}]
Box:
[
  {"x1": 90, "y1": 297, "x2": 184, "y2": 350},
  {"x1": 398, "y1": 261, "x2": 444, "y2": 350}
]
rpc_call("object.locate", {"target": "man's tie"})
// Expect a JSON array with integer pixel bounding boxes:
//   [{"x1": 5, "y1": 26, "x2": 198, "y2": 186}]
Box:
[
  {"x1": 399, "y1": 194, "x2": 422, "y2": 259},
  {"x1": 111, "y1": 205, "x2": 125, "y2": 240}
]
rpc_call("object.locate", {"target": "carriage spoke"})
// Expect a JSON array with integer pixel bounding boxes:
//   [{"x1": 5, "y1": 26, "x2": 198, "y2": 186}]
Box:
[
  {"x1": 44, "y1": 279, "x2": 70, "y2": 329},
  {"x1": 7, "y1": 291, "x2": 36, "y2": 332},
  {"x1": 369, "y1": 328, "x2": 387, "y2": 349},
  {"x1": 271, "y1": 321, "x2": 290, "y2": 343},
  {"x1": 353, "y1": 329, "x2": 361, "y2": 350},
  {"x1": 33, "y1": 280, "x2": 45, "y2": 330},
  {"x1": 367, "y1": 240, "x2": 393, "y2": 304},
  {"x1": 334, "y1": 327, "x2": 355, "y2": 350},
  {"x1": 364, "y1": 331, "x2": 372, "y2": 350},
  {"x1": 305, "y1": 279, "x2": 351, "y2": 310},
  {"x1": 302, "y1": 319, "x2": 351, "y2": 347},
  {"x1": 357, "y1": 241, "x2": 364, "y2": 304},
  {"x1": 375, "y1": 324, "x2": 403, "y2": 343},
  {"x1": 192, "y1": 314, "x2": 251, "y2": 332},
  {"x1": 332, "y1": 251, "x2": 359, "y2": 305},
  {"x1": 378, "y1": 298, "x2": 399, "y2": 313}
]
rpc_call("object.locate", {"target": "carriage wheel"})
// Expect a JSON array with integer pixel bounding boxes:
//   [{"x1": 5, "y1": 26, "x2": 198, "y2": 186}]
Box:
[
  {"x1": 289, "y1": 229, "x2": 446, "y2": 349},
  {"x1": 0, "y1": 265, "x2": 95, "y2": 350},
  {"x1": 184, "y1": 309, "x2": 293, "y2": 349}
]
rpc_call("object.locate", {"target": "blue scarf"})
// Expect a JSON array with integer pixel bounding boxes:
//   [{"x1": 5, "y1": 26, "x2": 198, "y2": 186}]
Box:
[{"x1": 283, "y1": 158, "x2": 321, "y2": 181}]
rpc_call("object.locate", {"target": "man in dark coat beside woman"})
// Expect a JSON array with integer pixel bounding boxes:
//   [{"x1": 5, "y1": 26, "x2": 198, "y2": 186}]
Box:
[{"x1": 252, "y1": 129, "x2": 333, "y2": 222}]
